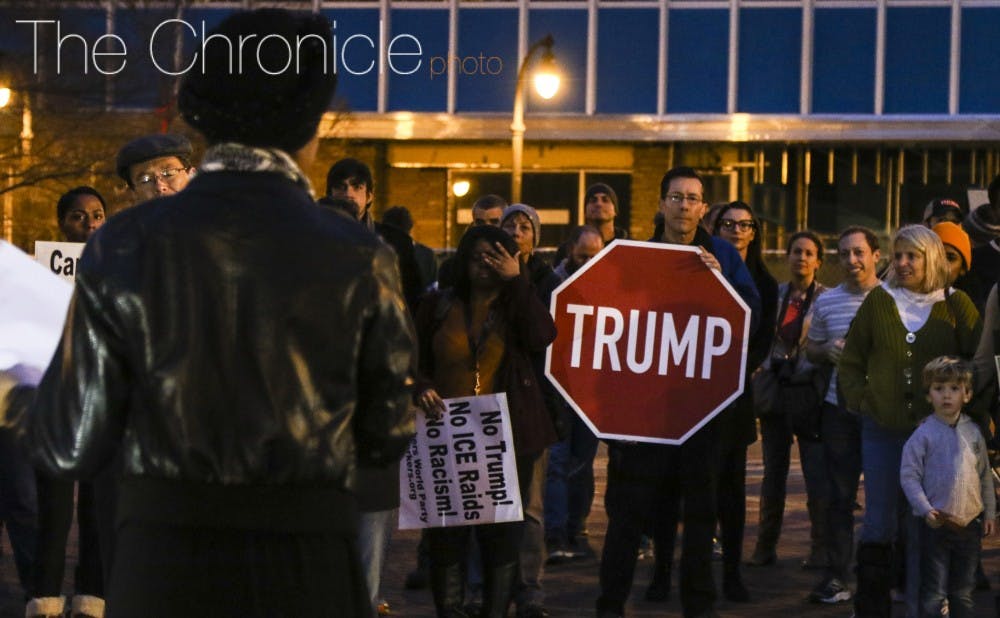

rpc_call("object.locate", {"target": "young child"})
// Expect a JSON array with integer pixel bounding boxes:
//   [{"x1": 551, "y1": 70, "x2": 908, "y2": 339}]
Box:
[{"x1": 900, "y1": 356, "x2": 996, "y2": 617}]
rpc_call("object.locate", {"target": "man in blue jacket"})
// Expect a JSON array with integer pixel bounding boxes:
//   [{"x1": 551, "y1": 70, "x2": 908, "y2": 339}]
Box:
[{"x1": 596, "y1": 166, "x2": 760, "y2": 618}]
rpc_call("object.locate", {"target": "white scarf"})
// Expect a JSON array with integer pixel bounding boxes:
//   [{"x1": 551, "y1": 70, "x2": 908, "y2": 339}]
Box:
[{"x1": 883, "y1": 281, "x2": 946, "y2": 332}]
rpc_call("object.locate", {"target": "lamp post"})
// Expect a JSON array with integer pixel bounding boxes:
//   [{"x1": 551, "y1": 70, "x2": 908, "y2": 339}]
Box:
[
  {"x1": 0, "y1": 84, "x2": 30, "y2": 243},
  {"x1": 511, "y1": 34, "x2": 559, "y2": 204}
]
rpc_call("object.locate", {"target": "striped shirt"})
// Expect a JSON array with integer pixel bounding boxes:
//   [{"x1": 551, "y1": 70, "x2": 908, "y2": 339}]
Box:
[{"x1": 807, "y1": 283, "x2": 874, "y2": 405}]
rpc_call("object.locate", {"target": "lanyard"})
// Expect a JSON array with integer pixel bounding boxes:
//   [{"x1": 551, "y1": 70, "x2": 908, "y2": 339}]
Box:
[{"x1": 464, "y1": 303, "x2": 497, "y2": 396}]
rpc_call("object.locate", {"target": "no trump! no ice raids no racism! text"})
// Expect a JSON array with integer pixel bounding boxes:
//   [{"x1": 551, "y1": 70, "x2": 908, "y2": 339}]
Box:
[{"x1": 14, "y1": 18, "x2": 504, "y2": 80}]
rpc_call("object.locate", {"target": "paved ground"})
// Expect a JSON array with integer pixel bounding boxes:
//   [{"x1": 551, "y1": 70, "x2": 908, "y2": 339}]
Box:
[{"x1": 2, "y1": 440, "x2": 999, "y2": 617}]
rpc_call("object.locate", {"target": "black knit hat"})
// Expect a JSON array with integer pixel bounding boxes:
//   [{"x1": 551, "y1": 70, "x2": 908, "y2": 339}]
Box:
[
  {"x1": 585, "y1": 183, "x2": 619, "y2": 214},
  {"x1": 178, "y1": 9, "x2": 336, "y2": 154},
  {"x1": 116, "y1": 134, "x2": 193, "y2": 183}
]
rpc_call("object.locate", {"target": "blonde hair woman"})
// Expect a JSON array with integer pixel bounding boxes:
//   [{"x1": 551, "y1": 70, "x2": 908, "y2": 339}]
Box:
[{"x1": 839, "y1": 224, "x2": 982, "y2": 615}]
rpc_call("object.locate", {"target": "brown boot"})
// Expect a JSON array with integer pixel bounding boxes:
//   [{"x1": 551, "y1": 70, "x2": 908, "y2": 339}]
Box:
[
  {"x1": 25, "y1": 596, "x2": 64, "y2": 618},
  {"x1": 71, "y1": 595, "x2": 105, "y2": 618}
]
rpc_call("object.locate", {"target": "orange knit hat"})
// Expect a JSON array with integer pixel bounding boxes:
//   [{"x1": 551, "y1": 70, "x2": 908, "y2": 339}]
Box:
[{"x1": 932, "y1": 221, "x2": 972, "y2": 270}]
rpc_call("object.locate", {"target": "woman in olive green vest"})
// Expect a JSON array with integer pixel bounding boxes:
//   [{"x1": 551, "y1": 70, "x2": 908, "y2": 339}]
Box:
[{"x1": 839, "y1": 224, "x2": 982, "y2": 617}]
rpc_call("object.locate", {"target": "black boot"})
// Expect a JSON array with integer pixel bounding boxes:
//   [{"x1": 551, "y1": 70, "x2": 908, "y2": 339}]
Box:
[
  {"x1": 480, "y1": 562, "x2": 518, "y2": 618},
  {"x1": 430, "y1": 562, "x2": 468, "y2": 618},
  {"x1": 722, "y1": 563, "x2": 750, "y2": 602},
  {"x1": 853, "y1": 542, "x2": 893, "y2": 618},
  {"x1": 406, "y1": 532, "x2": 431, "y2": 590},
  {"x1": 645, "y1": 557, "x2": 670, "y2": 602}
]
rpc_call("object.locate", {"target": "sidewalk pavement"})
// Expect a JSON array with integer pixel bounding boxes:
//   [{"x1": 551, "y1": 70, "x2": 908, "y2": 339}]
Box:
[{"x1": 2, "y1": 440, "x2": 998, "y2": 617}]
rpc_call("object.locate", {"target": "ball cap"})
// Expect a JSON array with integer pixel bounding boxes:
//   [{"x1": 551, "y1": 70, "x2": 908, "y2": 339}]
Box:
[
  {"x1": 922, "y1": 198, "x2": 963, "y2": 224},
  {"x1": 116, "y1": 134, "x2": 193, "y2": 184}
]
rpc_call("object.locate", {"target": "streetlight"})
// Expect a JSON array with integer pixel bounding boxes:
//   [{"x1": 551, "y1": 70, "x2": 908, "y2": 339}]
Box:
[
  {"x1": 0, "y1": 83, "x2": 31, "y2": 243},
  {"x1": 511, "y1": 34, "x2": 559, "y2": 203}
]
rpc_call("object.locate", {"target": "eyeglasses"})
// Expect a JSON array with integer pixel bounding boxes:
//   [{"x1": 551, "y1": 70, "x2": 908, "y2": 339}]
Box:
[
  {"x1": 135, "y1": 167, "x2": 187, "y2": 187},
  {"x1": 665, "y1": 193, "x2": 704, "y2": 205},
  {"x1": 718, "y1": 219, "x2": 756, "y2": 232}
]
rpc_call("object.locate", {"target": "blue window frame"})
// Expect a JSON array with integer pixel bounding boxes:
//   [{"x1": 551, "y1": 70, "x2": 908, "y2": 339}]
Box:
[
  {"x1": 455, "y1": 8, "x2": 518, "y2": 113},
  {"x1": 884, "y1": 7, "x2": 950, "y2": 114},
  {"x1": 667, "y1": 9, "x2": 728, "y2": 113},
  {"x1": 596, "y1": 8, "x2": 658, "y2": 114},
  {"x1": 387, "y1": 9, "x2": 449, "y2": 111},
  {"x1": 737, "y1": 8, "x2": 801, "y2": 113},
  {"x1": 528, "y1": 9, "x2": 586, "y2": 113},
  {"x1": 959, "y1": 7, "x2": 1000, "y2": 114},
  {"x1": 321, "y1": 8, "x2": 380, "y2": 112},
  {"x1": 812, "y1": 8, "x2": 876, "y2": 114}
]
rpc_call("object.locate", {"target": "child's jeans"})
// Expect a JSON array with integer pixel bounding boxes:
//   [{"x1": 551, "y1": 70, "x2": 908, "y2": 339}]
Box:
[{"x1": 918, "y1": 514, "x2": 982, "y2": 618}]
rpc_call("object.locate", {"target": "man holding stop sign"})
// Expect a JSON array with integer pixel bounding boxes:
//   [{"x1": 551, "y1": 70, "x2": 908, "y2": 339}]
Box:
[{"x1": 593, "y1": 167, "x2": 760, "y2": 618}]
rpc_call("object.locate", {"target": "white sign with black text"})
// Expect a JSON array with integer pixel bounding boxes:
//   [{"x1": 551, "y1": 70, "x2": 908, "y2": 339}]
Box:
[
  {"x1": 0, "y1": 241, "x2": 72, "y2": 371},
  {"x1": 34, "y1": 241, "x2": 84, "y2": 282},
  {"x1": 398, "y1": 393, "x2": 522, "y2": 529}
]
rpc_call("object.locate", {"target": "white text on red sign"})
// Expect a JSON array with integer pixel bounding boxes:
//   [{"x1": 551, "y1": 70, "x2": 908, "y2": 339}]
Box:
[{"x1": 565, "y1": 304, "x2": 732, "y2": 379}]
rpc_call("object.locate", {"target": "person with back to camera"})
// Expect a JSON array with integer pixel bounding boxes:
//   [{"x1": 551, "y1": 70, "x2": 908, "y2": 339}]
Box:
[
  {"x1": 2, "y1": 9, "x2": 416, "y2": 617},
  {"x1": 839, "y1": 224, "x2": 983, "y2": 617}
]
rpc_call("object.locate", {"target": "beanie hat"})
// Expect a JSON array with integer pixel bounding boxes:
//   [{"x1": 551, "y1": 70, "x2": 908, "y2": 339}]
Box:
[
  {"x1": 932, "y1": 221, "x2": 972, "y2": 270},
  {"x1": 585, "y1": 183, "x2": 619, "y2": 214},
  {"x1": 922, "y1": 198, "x2": 962, "y2": 224},
  {"x1": 963, "y1": 204, "x2": 1000, "y2": 246},
  {"x1": 116, "y1": 134, "x2": 193, "y2": 184},
  {"x1": 502, "y1": 203, "x2": 541, "y2": 247},
  {"x1": 178, "y1": 9, "x2": 337, "y2": 154}
]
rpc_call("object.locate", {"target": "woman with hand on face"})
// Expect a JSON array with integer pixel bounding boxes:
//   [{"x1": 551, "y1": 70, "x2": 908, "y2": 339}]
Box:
[
  {"x1": 413, "y1": 225, "x2": 557, "y2": 618},
  {"x1": 748, "y1": 231, "x2": 830, "y2": 572},
  {"x1": 839, "y1": 224, "x2": 982, "y2": 616}
]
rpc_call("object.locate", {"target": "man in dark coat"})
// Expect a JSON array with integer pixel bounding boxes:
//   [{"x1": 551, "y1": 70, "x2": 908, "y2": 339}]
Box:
[
  {"x1": 2, "y1": 9, "x2": 416, "y2": 617},
  {"x1": 596, "y1": 167, "x2": 760, "y2": 618}
]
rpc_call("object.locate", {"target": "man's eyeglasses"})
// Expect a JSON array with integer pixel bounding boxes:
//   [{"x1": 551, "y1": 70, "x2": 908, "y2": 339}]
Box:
[
  {"x1": 665, "y1": 193, "x2": 704, "y2": 205},
  {"x1": 135, "y1": 167, "x2": 187, "y2": 187},
  {"x1": 718, "y1": 219, "x2": 756, "y2": 232}
]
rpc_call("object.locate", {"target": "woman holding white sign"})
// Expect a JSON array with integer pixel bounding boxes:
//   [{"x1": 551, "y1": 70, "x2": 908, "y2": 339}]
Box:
[{"x1": 414, "y1": 225, "x2": 558, "y2": 618}]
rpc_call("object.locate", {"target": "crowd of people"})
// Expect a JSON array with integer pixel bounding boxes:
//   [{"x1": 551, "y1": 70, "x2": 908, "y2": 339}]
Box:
[{"x1": 1, "y1": 7, "x2": 1000, "y2": 618}]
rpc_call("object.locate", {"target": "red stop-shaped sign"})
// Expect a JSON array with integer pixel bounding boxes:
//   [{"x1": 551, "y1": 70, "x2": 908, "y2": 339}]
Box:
[{"x1": 545, "y1": 240, "x2": 751, "y2": 444}]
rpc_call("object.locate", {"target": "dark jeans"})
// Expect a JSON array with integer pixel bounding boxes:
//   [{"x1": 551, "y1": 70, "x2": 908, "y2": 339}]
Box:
[
  {"x1": 33, "y1": 475, "x2": 103, "y2": 598},
  {"x1": 108, "y1": 521, "x2": 368, "y2": 617},
  {"x1": 0, "y1": 426, "x2": 37, "y2": 593},
  {"x1": 859, "y1": 417, "x2": 920, "y2": 615},
  {"x1": 820, "y1": 402, "x2": 862, "y2": 581},
  {"x1": 516, "y1": 453, "x2": 546, "y2": 608},
  {"x1": 918, "y1": 517, "x2": 981, "y2": 618},
  {"x1": 717, "y1": 439, "x2": 748, "y2": 569},
  {"x1": 597, "y1": 427, "x2": 719, "y2": 618},
  {"x1": 755, "y1": 412, "x2": 828, "y2": 556},
  {"x1": 544, "y1": 414, "x2": 599, "y2": 542}
]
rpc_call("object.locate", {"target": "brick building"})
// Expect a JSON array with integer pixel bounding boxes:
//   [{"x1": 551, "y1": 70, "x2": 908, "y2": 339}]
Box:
[{"x1": 1, "y1": 0, "x2": 999, "y2": 253}]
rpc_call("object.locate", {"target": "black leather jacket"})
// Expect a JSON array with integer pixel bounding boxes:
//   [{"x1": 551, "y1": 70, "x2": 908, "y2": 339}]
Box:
[{"x1": 18, "y1": 171, "x2": 416, "y2": 495}]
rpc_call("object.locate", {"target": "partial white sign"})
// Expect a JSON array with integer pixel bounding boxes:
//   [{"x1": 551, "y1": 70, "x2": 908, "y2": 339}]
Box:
[
  {"x1": 34, "y1": 241, "x2": 84, "y2": 282},
  {"x1": 399, "y1": 393, "x2": 523, "y2": 529},
  {"x1": 0, "y1": 241, "x2": 72, "y2": 371}
]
